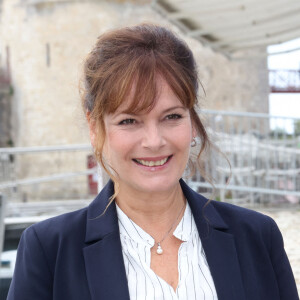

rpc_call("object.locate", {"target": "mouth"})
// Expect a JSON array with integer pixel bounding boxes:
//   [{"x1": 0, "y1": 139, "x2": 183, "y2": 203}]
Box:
[{"x1": 133, "y1": 155, "x2": 173, "y2": 167}]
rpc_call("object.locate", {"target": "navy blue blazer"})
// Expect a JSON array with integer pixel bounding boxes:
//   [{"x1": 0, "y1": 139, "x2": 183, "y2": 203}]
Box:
[{"x1": 7, "y1": 180, "x2": 299, "y2": 300}]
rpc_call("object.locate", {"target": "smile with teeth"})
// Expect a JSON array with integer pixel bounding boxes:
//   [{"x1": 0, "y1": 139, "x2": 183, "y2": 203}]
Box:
[{"x1": 134, "y1": 156, "x2": 172, "y2": 167}]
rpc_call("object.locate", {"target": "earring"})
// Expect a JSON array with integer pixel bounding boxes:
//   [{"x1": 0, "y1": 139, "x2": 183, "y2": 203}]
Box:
[{"x1": 191, "y1": 138, "x2": 196, "y2": 147}]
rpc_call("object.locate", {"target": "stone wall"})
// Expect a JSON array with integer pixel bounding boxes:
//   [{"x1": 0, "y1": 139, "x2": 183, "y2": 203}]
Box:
[
  {"x1": 0, "y1": 0, "x2": 269, "y2": 200},
  {"x1": 193, "y1": 46, "x2": 269, "y2": 113}
]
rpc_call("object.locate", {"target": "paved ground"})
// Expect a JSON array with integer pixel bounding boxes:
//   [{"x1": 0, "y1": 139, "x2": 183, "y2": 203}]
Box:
[{"x1": 258, "y1": 208, "x2": 300, "y2": 294}]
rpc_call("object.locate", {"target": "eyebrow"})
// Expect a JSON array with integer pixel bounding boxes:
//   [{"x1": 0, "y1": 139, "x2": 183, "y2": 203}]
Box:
[
  {"x1": 161, "y1": 106, "x2": 186, "y2": 113},
  {"x1": 117, "y1": 105, "x2": 186, "y2": 116}
]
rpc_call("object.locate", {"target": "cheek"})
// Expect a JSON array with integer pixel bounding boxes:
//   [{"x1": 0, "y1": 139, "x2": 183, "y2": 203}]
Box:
[
  {"x1": 170, "y1": 124, "x2": 193, "y2": 147},
  {"x1": 105, "y1": 130, "x2": 133, "y2": 161}
]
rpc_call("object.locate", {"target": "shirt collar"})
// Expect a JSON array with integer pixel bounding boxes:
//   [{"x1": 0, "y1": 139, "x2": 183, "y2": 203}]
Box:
[
  {"x1": 173, "y1": 202, "x2": 196, "y2": 241},
  {"x1": 116, "y1": 204, "x2": 155, "y2": 247},
  {"x1": 116, "y1": 201, "x2": 196, "y2": 246}
]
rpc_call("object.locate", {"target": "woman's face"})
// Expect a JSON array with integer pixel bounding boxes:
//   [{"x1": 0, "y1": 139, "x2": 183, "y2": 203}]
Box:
[{"x1": 101, "y1": 78, "x2": 195, "y2": 196}]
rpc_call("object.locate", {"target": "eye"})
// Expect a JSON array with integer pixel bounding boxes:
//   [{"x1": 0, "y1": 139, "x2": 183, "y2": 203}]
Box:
[
  {"x1": 165, "y1": 113, "x2": 182, "y2": 120},
  {"x1": 118, "y1": 118, "x2": 136, "y2": 125}
]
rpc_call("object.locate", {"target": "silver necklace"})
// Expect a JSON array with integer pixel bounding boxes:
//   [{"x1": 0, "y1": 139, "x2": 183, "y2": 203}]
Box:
[{"x1": 155, "y1": 202, "x2": 186, "y2": 255}]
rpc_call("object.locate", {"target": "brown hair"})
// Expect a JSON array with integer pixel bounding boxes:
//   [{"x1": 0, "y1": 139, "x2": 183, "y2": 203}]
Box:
[{"x1": 80, "y1": 23, "x2": 212, "y2": 200}]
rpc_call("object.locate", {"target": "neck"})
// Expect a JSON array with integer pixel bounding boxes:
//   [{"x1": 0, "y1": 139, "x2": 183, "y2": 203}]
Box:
[{"x1": 115, "y1": 182, "x2": 186, "y2": 240}]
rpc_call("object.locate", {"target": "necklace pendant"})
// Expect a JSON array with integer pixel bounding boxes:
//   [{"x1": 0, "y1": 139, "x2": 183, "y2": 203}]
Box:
[{"x1": 156, "y1": 243, "x2": 163, "y2": 255}]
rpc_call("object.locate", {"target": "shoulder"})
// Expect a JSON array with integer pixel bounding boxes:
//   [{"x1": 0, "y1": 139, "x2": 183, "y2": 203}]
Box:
[
  {"x1": 199, "y1": 197, "x2": 286, "y2": 262},
  {"x1": 22, "y1": 206, "x2": 88, "y2": 251},
  {"x1": 181, "y1": 179, "x2": 276, "y2": 236},
  {"x1": 33, "y1": 205, "x2": 87, "y2": 232},
  {"x1": 20, "y1": 180, "x2": 115, "y2": 251},
  {"x1": 208, "y1": 199, "x2": 278, "y2": 241},
  {"x1": 211, "y1": 200, "x2": 272, "y2": 225}
]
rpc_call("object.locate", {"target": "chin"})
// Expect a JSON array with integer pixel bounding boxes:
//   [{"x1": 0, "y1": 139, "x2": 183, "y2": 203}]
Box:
[{"x1": 136, "y1": 176, "x2": 180, "y2": 194}]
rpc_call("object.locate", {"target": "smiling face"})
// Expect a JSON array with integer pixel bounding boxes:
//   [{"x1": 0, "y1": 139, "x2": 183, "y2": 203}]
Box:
[{"x1": 100, "y1": 78, "x2": 195, "y2": 196}]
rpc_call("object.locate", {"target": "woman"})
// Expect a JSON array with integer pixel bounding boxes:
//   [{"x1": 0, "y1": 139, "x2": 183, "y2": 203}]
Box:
[{"x1": 7, "y1": 24, "x2": 298, "y2": 300}]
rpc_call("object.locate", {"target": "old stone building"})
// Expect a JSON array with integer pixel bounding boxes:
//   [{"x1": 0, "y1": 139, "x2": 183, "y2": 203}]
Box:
[{"x1": 0, "y1": 0, "x2": 269, "y2": 200}]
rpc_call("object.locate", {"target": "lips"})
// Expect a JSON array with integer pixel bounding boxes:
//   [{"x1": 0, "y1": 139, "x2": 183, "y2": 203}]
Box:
[{"x1": 133, "y1": 155, "x2": 172, "y2": 167}]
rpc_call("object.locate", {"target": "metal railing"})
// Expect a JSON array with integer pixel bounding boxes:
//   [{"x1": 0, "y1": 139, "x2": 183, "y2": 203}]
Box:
[
  {"x1": 0, "y1": 145, "x2": 96, "y2": 190},
  {"x1": 188, "y1": 109, "x2": 300, "y2": 206},
  {"x1": 0, "y1": 144, "x2": 98, "y2": 218}
]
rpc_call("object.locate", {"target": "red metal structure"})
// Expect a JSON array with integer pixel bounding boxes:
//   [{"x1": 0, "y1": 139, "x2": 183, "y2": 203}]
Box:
[
  {"x1": 87, "y1": 155, "x2": 98, "y2": 195},
  {"x1": 269, "y1": 69, "x2": 300, "y2": 93},
  {"x1": 0, "y1": 70, "x2": 10, "y2": 88}
]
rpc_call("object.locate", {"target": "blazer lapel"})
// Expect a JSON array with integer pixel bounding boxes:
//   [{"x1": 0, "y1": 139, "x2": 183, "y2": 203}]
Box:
[
  {"x1": 83, "y1": 181, "x2": 130, "y2": 300},
  {"x1": 180, "y1": 180, "x2": 246, "y2": 300}
]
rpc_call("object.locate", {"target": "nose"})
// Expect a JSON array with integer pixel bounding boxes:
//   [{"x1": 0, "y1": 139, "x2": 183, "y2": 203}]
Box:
[{"x1": 141, "y1": 123, "x2": 166, "y2": 150}]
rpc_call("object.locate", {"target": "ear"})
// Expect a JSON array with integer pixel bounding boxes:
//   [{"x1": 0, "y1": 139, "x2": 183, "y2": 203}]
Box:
[{"x1": 86, "y1": 111, "x2": 96, "y2": 148}]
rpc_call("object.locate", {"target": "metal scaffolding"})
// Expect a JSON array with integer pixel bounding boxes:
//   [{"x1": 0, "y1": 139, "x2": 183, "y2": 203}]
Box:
[{"x1": 269, "y1": 69, "x2": 300, "y2": 93}]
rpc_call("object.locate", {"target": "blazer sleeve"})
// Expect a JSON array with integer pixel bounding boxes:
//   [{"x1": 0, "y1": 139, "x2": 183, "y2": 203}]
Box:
[
  {"x1": 269, "y1": 218, "x2": 299, "y2": 300},
  {"x1": 7, "y1": 226, "x2": 53, "y2": 300}
]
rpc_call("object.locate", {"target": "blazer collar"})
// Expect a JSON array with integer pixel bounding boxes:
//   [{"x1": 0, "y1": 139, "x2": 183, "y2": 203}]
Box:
[
  {"x1": 180, "y1": 179, "x2": 228, "y2": 230},
  {"x1": 180, "y1": 179, "x2": 246, "y2": 300},
  {"x1": 83, "y1": 181, "x2": 130, "y2": 300},
  {"x1": 85, "y1": 179, "x2": 228, "y2": 243},
  {"x1": 85, "y1": 180, "x2": 118, "y2": 243},
  {"x1": 84, "y1": 179, "x2": 246, "y2": 300}
]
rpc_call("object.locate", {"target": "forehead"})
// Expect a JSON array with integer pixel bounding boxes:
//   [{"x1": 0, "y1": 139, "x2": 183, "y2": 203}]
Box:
[{"x1": 113, "y1": 77, "x2": 184, "y2": 115}]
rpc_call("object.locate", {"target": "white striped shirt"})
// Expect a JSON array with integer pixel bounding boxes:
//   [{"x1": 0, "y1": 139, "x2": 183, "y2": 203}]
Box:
[{"x1": 116, "y1": 202, "x2": 218, "y2": 300}]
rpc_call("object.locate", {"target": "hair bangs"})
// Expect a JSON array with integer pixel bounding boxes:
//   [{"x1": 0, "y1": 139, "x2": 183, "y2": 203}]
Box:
[
  {"x1": 103, "y1": 53, "x2": 159, "y2": 116},
  {"x1": 156, "y1": 55, "x2": 197, "y2": 110}
]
